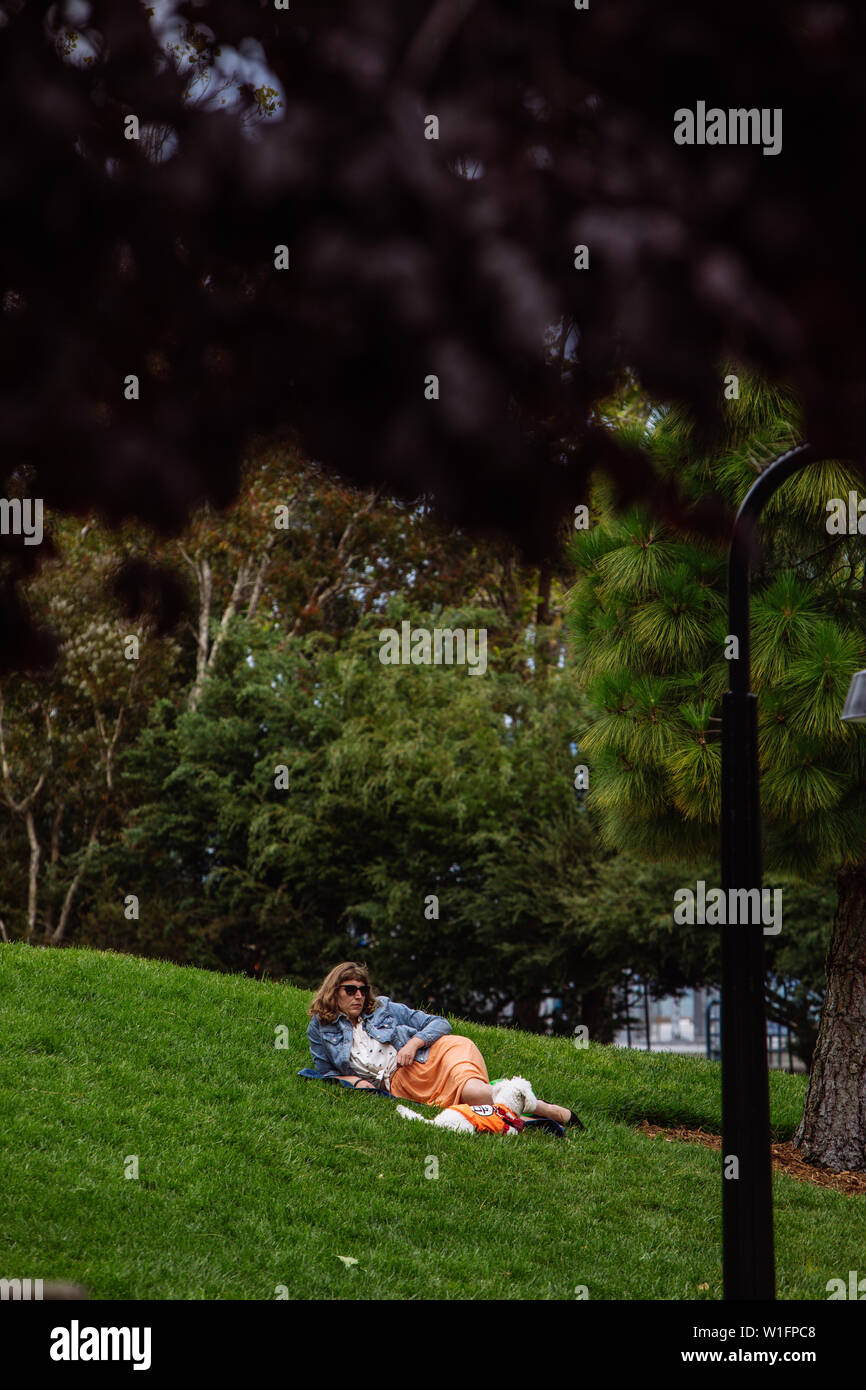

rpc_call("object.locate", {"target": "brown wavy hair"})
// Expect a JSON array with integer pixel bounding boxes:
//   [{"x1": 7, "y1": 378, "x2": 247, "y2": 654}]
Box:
[{"x1": 308, "y1": 962, "x2": 381, "y2": 1024}]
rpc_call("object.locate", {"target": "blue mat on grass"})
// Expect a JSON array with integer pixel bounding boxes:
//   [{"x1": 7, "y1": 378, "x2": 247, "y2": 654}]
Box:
[{"x1": 297, "y1": 1067, "x2": 403, "y2": 1100}]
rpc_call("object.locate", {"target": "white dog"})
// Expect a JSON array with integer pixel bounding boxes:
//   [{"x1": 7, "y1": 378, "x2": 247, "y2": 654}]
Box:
[{"x1": 396, "y1": 1076, "x2": 538, "y2": 1135}]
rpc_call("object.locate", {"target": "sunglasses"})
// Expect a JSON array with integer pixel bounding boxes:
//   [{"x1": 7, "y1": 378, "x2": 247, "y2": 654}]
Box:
[{"x1": 341, "y1": 984, "x2": 369, "y2": 996}]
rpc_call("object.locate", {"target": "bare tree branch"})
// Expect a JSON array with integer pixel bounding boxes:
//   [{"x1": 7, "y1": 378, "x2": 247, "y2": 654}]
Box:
[
  {"x1": 246, "y1": 529, "x2": 280, "y2": 622},
  {"x1": 290, "y1": 489, "x2": 380, "y2": 636},
  {"x1": 187, "y1": 556, "x2": 215, "y2": 712},
  {"x1": 0, "y1": 689, "x2": 50, "y2": 813},
  {"x1": 49, "y1": 810, "x2": 105, "y2": 945},
  {"x1": 23, "y1": 806, "x2": 41, "y2": 941}
]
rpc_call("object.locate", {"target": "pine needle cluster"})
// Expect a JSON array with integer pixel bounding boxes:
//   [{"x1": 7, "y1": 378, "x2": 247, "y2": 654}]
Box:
[{"x1": 567, "y1": 376, "x2": 866, "y2": 875}]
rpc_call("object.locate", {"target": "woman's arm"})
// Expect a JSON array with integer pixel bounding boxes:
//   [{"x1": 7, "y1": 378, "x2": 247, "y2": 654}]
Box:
[
  {"x1": 388, "y1": 1000, "x2": 452, "y2": 1046},
  {"x1": 307, "y1": 1020, "x2": 343, "y2": 1079}
]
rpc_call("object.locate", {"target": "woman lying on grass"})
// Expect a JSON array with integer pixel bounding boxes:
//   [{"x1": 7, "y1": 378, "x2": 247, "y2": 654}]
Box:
[{"x1": 307, "y1": 961, "x2": 583, "y2": 1127}]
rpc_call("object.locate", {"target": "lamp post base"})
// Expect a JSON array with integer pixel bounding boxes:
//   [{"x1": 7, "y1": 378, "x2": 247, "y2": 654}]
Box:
[{"x1": 721, "y1": 689, "x2": 775, "y2": 1300}]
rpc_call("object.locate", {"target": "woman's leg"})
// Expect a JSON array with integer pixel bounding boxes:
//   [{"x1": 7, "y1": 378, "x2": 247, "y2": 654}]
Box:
[
  {"x1": 459, "y1": 1078, "x2": 494, "y2": 1105},
  {"x1": 335, "y1": 1073, "x2": 376, "y2": 1089},
  {"x1": 532, "y1": 1097, "x2": 572, "y2": 1124},
  {"x1": 459, "y1": 1075, "x2": 570, "y2": 1123}
]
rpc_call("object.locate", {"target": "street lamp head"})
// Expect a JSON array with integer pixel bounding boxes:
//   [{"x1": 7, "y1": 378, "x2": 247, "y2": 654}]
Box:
[{"x1": 841, "y1": 669, "x2": 866, "y2": 723}]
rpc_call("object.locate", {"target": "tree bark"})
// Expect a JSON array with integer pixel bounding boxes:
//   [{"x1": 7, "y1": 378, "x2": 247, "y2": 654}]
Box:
[
  {"x1": 246, "y1": 530, "x2": 278, "y2": 622},
  {"x1": 536, "y1": 562, "x2": 552, "y2": 628},
  {"x1": 184, "y1": 530, "x2": 281, "y2": 712},
  {"x1": 23, "y1": 806, "x2": 41, "y2": 941},
  {"x1": 186, "y1": 553, "x2": 249, "y2": 712},
  {"x1": 579, "y1": 986, "x2": 615, "y2": 1044},
  {"x1": 182, "y1": 550, "x2": 212, "y2": 711},
  {"x1": 534, "y1": 560, "x2": 564, "y2": 669},
  {"x1": 48, "y1": 811, "x2": 105, "y2": 944},
  {"x1": 793, "y1": 861, "x2": 866, "y2": 1171},
  {"x1": 512, "y1": 992, "x2": 543, "y2": 1033},
  {"x1": 42, "y1": 802, "x2": 65, "y2": 941}
]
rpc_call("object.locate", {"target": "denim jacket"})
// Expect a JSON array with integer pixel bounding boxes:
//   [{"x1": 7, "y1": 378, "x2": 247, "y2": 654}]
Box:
[{"x1": 307, "y1": 995, "x2": 452, "y2": 1080}]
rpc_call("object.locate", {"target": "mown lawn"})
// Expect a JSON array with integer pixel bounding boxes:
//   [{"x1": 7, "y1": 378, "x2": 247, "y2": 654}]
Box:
[{"x1": 1, "y1": 943, "x2": 862, "y2": 1299}]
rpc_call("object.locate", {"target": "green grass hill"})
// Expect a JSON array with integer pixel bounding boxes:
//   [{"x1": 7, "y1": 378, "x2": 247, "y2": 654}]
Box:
[{"x1": 1, "y1": 944, "x2": 862, "y2": 1300}]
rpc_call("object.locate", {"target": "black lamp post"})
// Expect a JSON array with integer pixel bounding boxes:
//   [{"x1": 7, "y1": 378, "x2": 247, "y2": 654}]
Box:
[{"x1": 720, "y1": 440, "x2": 817, "y2": 1300}]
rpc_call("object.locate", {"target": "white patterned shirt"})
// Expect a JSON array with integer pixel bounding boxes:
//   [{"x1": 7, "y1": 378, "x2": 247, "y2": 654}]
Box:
[{"x1": 348, "y1": 1019, "x2": 399, "y2": 1088}]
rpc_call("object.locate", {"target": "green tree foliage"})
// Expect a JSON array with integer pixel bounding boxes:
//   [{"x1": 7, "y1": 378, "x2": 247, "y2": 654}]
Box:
[
  {"x1": 0, "y1": 436, "x2": 533, "y2": 947},
  {"x1": 80, "y1": 606, "x2": 705, "y2": 1032},
  {"x1": 4, "y1": 430, "x2": 767, "y2": 1040},
  {"x1": 90, "y1": 611, "x2": 584, "y2": 1000},
  {"x1": 566, "y1": 375, "x2": 866, "y2": 1065},
  {"x1": 0, "y1": 508, "x2": 182, "y2": 943}
]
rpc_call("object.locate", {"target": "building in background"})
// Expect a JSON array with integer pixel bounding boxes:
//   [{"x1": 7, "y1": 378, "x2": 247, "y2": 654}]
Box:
[{"x1": 609, "y1": 978, "x2": 806, "y2": 1072}]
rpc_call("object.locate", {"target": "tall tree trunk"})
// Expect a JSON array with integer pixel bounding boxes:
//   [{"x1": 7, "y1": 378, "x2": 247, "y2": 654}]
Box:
[
  {"x1": 535, "y1": 561, "x2": 564, "y2": 668},
  {"x1": 579, "y1": 986, "x2": 615, "y2": 1044},
  {"x1": 0, "y1": 693, "x2": 49, "y2": 941},
  {"x1": 536, "y1": 562, "x2": 552, "y2": 628},
  {"x1": 512, "y1": 992, "x2": 543, "y2": 1033},
  {"x1": 793, "y1": 861, "x2": 866, "y2": 1171},
  {"x1": 42, "y1": 802, "x2": 65, "y2": 941},
  {"x1": 187, "y1": 553, "x2": 214, "y2": 711},
  {"x1": 23, "y1": 806, "x2": 41, "y2": 941}
]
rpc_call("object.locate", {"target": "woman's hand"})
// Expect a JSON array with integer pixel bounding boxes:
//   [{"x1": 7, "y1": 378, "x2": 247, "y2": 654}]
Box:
[{"x1": 395, "y1": 1039, "x2": 423, "y2": 1067}]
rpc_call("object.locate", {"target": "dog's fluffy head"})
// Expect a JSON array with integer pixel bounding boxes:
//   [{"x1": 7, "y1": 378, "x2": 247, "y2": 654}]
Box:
[{"x1": 491, "y1": 1076, "x2": 537, "y2": 1116}]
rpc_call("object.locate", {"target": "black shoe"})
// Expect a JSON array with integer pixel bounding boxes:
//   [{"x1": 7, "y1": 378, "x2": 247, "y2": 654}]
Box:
[
  {"x1": 564, "y1": 1108, "x2": 585, "y2": 1131},
  {"x1": 523, "y1": 1116, "x2": 566, "y2": 1137}
]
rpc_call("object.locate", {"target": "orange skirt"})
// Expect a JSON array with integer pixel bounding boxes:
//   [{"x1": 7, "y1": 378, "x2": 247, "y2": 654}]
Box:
[{"x1": 388, "y1": 1034, "x2": 489, "y2": 1109}]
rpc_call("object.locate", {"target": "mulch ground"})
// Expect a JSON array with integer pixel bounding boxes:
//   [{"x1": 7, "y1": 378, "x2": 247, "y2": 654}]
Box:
[{"x1": 635, "y1": 1120, "x2": 866, "y2": 1196}]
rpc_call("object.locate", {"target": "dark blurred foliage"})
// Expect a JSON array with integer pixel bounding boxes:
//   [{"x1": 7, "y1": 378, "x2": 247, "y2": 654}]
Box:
[{"x1": 3, "y1": 0, "x2": 866, "y2": 668}]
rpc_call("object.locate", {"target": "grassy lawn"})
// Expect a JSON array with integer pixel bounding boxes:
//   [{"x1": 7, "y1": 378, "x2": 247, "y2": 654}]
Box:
[{"x1": 1, "y1": 942, "x2": 862, "y2": 1300}]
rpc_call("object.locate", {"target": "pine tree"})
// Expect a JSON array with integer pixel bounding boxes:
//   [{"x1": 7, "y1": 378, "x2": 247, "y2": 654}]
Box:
[{"x1": 567, "y1": 376, "x2": 866, "y2": 1169}]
